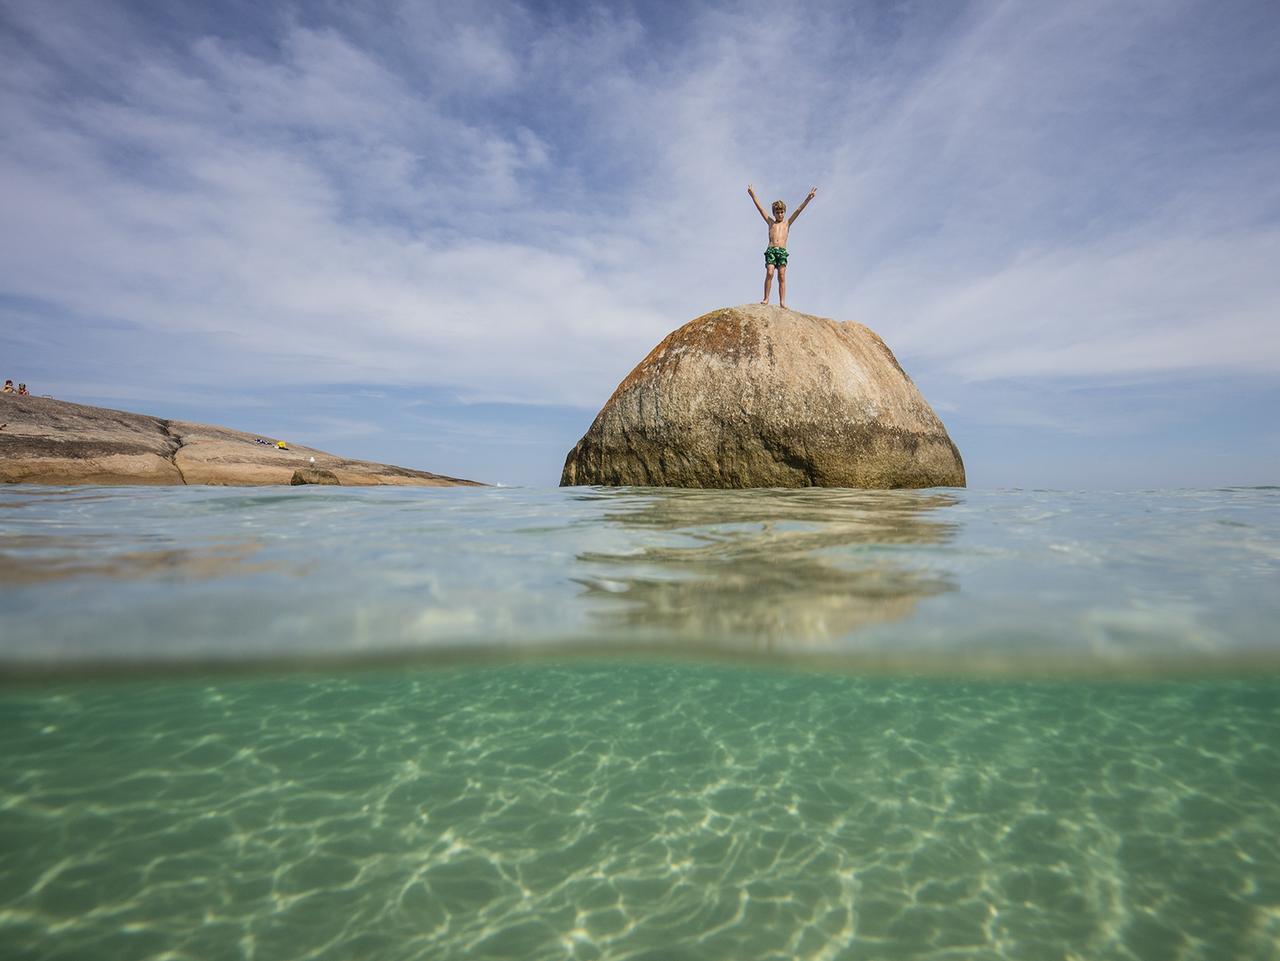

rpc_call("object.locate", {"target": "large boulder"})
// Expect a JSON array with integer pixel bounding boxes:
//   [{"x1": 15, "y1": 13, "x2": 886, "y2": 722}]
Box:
[{"x1": 561, "y1": 304, "x2": 965, "y2": 489}]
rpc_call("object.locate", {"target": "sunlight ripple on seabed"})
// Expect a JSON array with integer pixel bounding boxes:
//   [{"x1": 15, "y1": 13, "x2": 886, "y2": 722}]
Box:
[{"x1": 2, "y1": 666, "x2": 1278, "y2": 961}]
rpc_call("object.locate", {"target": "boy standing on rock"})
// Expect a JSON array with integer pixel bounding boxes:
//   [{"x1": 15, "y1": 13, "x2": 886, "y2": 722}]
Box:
[{"x1": 747, "y1": 184, "x2": 817, "y2": 308}]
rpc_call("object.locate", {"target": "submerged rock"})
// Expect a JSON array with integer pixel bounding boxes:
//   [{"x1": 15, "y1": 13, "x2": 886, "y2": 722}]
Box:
[{"x1": 561, "y1": 304, "x2": 964, "y2": 489}]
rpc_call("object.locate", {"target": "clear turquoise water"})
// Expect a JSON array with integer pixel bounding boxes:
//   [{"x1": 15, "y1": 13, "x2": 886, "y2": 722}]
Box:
[{"x1": 1, "y1": 486, "x2": 1278, "y2": 959}]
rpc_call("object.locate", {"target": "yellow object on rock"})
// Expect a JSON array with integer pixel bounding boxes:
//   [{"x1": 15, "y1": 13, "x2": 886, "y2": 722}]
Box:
[{"x1": 276, "y1": 441, "x2": 289, "y2": 449}]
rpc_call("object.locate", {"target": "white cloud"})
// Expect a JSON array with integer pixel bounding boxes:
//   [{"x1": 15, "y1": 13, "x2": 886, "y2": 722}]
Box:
[
  {"x1": 855, "y1": 223, "x2": 1280, "y2": 380},
  {"x1": 1, "y1": 0, "x2": 1277, "y2": 420}
]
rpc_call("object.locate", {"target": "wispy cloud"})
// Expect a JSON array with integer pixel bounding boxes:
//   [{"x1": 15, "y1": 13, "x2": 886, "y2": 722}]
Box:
[{"x1": 1, "y1": 0, "x2": 1277, "y2": 483}]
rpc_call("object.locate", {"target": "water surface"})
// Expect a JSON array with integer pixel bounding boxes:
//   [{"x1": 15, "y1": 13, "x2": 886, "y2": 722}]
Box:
[
  {"x1": 1, "y1": 486, "x2": 1277, "y2": 959},
  {"x1": 1, "y1": 485, "x2": 1276, "y2": 673}
]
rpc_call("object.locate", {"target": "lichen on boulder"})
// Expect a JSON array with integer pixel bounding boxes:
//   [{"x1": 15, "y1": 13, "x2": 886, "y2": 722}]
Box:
[{"x1": 561, "y1": 304, "x2": 965, "y2": 489}]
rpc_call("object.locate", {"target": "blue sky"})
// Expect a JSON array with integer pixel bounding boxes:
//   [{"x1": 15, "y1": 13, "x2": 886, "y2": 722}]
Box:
[{"x1": 2, "y1": 0, "x2": 1277, "y2": 487}]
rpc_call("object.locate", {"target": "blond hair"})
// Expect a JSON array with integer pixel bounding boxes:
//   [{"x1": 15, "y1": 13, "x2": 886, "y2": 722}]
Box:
[{"x1": 771, "y1": 200, "x2": 786, "y2": 215}]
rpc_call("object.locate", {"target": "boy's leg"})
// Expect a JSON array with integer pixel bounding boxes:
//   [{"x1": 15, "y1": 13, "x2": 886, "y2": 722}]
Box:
[
  {"x1": 778, "y1": 265, "x2": 787, "y2": 308},
  {"x1": 762, "y1": 264, "x2": 775, "y2": 304}
]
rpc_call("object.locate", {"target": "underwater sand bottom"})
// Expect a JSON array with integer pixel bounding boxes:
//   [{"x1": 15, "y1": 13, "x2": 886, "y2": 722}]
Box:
[{"x1": 1, "y1": 665, "x2": 1277, "y2": 961}]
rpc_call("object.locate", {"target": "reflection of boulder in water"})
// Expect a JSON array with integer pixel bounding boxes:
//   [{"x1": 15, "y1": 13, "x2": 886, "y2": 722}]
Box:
[{"x1": 573, "y1": 488, "x2": 959, "y2": 652}]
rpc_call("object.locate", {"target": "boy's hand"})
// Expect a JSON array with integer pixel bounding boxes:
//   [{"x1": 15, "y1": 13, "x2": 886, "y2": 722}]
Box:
[
  {"x1": 748, "y1": 184, "x2": 756, "y2": 195},
  {"x1": 807, "y1": 187, "x2": 817, "y2": 199}
]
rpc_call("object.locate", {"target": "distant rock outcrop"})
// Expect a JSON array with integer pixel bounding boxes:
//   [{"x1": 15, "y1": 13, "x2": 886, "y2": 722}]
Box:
[
  {"x1": 0, "y1": 396, "x2": 483, "y2": 488},
  {"x1": 290, "y1": 467, "x2": 341, "y2": 486},
  {"x1": 561, "y1": 304, "x2": 965, "y2": 489}
]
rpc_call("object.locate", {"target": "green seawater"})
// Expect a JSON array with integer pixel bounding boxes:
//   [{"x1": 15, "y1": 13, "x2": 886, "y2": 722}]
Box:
[
  {"x1": 2, "y1": 485, "x2": 1279, "y2": 958},
  {"x1": 3, "y1": 666, "x2": 1278, "y2": 960}
]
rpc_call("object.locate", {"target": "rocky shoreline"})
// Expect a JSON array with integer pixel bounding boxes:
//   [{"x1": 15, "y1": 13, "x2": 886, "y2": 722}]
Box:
[{"x1": 0, "y1": 396, "x2": 482, "y2": 487}]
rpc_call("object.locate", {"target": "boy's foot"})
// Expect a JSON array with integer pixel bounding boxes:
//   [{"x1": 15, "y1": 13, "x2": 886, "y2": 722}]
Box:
[{"x1": 759, "y1": 299, "x2": 769, "y2": 305}]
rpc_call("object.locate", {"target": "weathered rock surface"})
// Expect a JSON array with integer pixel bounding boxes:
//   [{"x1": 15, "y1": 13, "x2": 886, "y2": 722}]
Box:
[
  {"x1": 561, "y1": 304, "x2": 965, "y2": 489},
  {"x1": 290, "y1": 467, "x2": 341, "y2": 486},
  {"x1": 0, "y1": 396, "x2": 483, "y2": 487}
]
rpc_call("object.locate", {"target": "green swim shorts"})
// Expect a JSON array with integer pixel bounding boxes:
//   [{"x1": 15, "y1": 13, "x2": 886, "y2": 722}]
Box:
[{"x1": 764, "y1": 246, "x2": 789, "y2": 267}]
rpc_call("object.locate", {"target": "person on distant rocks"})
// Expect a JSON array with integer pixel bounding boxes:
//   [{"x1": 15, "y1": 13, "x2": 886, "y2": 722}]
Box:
[
  {"x1": 747, "y1": 183, "x2": 817, "y2": 308},
  {"x1": 17, "y1": 383, "x2": 29, "y2": 396},
  {"x1": 2, "y1": 380, "x2": 13, "y2": 395}
]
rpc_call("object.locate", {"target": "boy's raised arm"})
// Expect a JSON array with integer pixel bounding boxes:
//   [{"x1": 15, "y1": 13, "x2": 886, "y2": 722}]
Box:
[
  {"x1": 787, "y1": 186, "x2": 818, "y2": 226},
  {"x1": 747, "y1": 184, "x2": 771, "y2": 224}
]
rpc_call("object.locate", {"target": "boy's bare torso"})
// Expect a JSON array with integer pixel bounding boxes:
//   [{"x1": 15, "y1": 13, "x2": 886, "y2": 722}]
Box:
[{"x1": 767, "y1": 219, "x2": 790, "y2": 247}]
